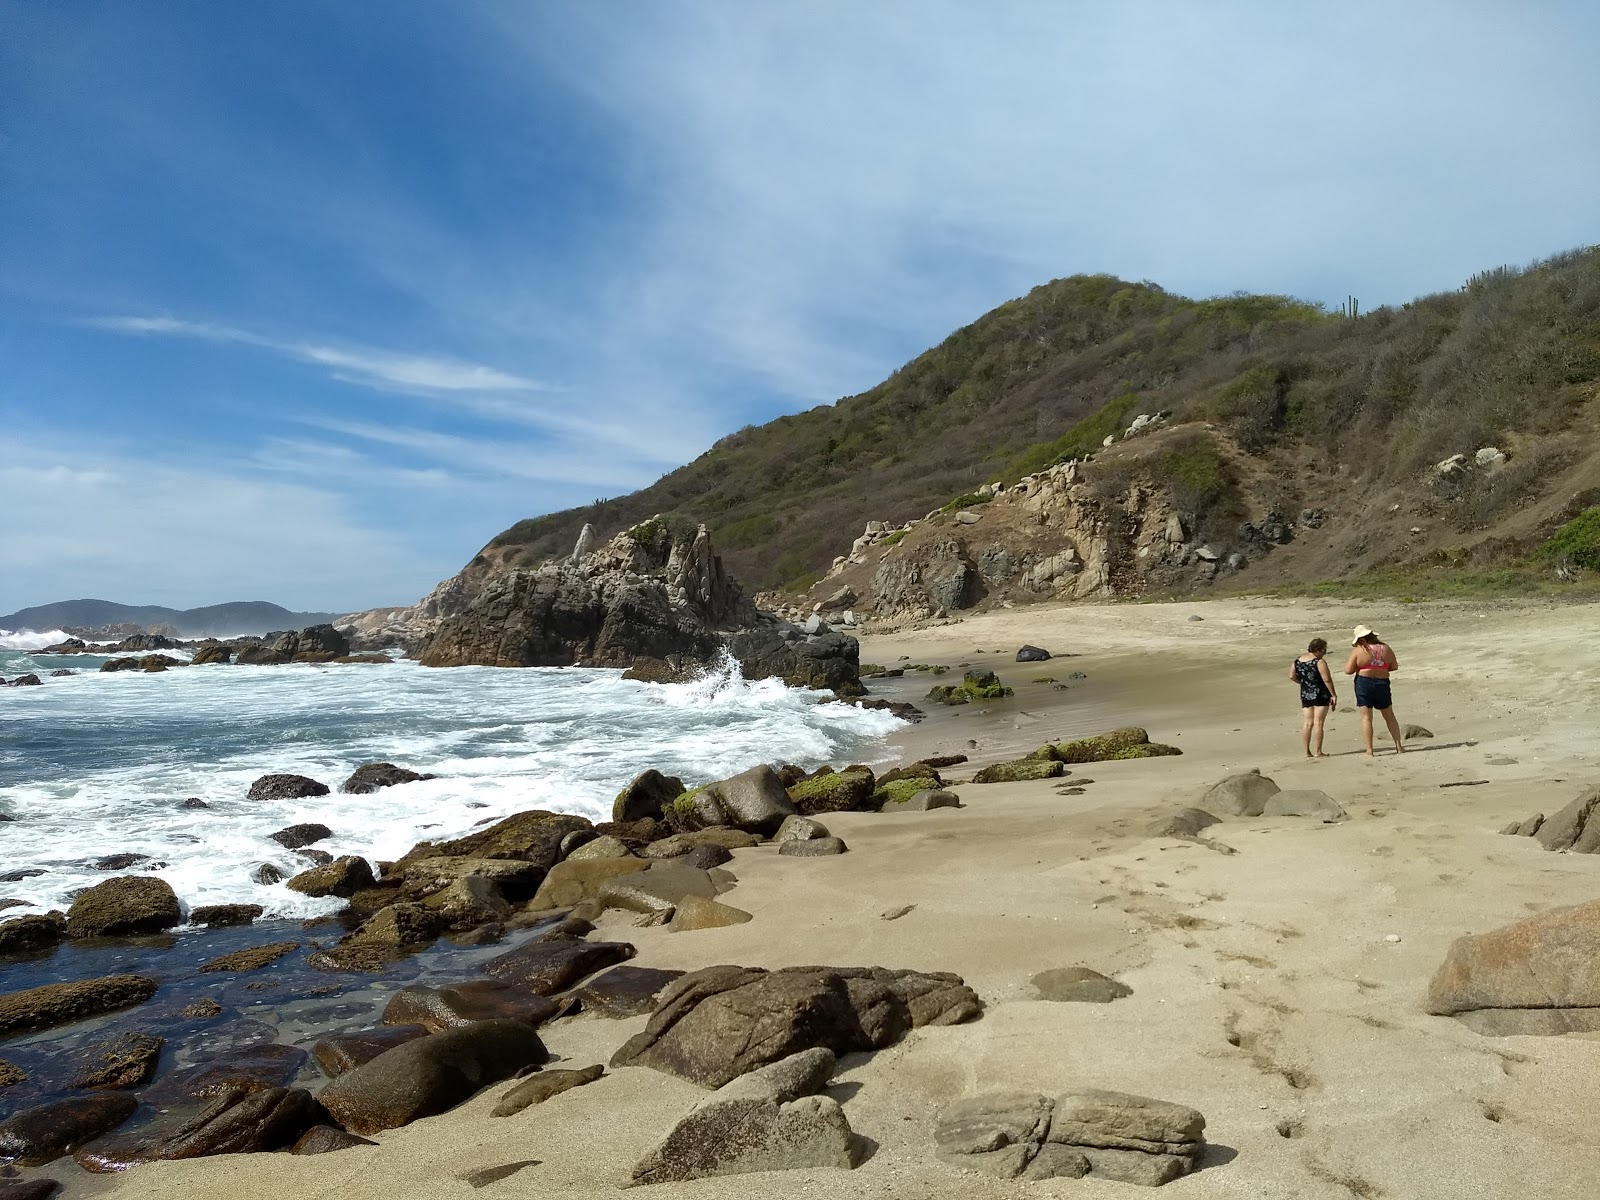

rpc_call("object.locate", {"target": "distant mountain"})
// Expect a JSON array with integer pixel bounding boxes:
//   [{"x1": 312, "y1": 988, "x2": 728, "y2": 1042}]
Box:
[{"x1": 0, "y1": 599, "x2": 346, "y2": 638}]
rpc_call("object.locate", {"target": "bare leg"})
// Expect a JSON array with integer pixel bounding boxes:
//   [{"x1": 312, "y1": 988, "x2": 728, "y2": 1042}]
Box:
[
  {"x1": 1360, "y1": 707, "x2": 1375, "y2": 757},
  {"x1": 1380, "y1": 707, "x2": 1404, "y2": 753},
  {"x1": 1301, "y1": 708, "x2": 1314, "y2": 758},
  {"x1": 1311, "y1": 707, "x2": 1328, "y2": 757}
]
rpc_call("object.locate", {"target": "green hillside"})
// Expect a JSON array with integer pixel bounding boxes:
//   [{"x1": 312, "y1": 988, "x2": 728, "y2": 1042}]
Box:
[{"x1": 480, "y1": 247, "x2": 1600, "y2": 592}]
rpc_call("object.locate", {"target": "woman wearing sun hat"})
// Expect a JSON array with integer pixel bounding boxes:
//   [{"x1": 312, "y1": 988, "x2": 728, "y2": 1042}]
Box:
[{"x1": 1343, "y1": 625, "x2": 1404, "y2": 756}]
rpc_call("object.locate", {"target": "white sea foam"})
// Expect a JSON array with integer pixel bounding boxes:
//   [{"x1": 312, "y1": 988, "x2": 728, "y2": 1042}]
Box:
[
  {"x1": 0, "y1": 649, "x2": 902, "y2": 919},
  {"x1": 0, "y1": 628, "x2": 71, "y2": 651}
]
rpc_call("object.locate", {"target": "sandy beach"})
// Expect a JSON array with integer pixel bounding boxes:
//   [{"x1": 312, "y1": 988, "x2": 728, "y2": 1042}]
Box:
[{"x1": 71, "y1": 594, "x2": 1600, "y2": 1199}]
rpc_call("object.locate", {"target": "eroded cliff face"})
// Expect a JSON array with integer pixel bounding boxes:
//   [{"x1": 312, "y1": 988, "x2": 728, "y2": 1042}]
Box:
[{"x1": 413, "y1": 522, "x2": 860, "y2": 693}]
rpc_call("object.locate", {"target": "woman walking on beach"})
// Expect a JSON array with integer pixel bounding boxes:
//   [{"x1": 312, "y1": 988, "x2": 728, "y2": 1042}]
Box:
[
  {"x1": 1289, "y1": 638, "x2": 1337, "y2": 758},
  {"x1": 1344, "y1": 625, "x2": 1404, "y2": 757}
]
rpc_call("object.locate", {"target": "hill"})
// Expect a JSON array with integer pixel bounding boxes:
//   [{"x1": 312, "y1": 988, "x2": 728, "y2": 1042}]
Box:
[
  {"x1": 443, "y1": 247, "x2": 1599, "y2": 609},
  {"x1": 0, "y1": 599, "x2": 345, "y2": 638}
]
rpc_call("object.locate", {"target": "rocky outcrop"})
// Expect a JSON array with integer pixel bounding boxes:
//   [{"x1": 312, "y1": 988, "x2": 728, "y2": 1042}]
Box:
[
  {"x1": 630, "y1": 1049, "x2": 855, "y2": 1185},
  {"x1": 0, "y1": 975, "x2": 158, "y2": 1037},
  {"x1": 417, "y1": 522, "x2": 860, "y2": 693},
  {"x1": 1426, "y1": 899, "x2": 1600, "y2": 1035},
  {"x1": 1500, "y1": 785, "x2": 1600, "y2": 851},
  {"x1": 65, "y1": 876, "x2": 181, "y2": 938},
  {"x1": 317, "y1": 1019, "x2": 548, "y2": 1135},
  {"x1": 246, "y1": 773, "x2": 329, "y2": 802},
  {"x1": 612, "y1": 964, "x2": 981, "y2": 1088},
  {"x1": 285, "y1": 856, "x2": 375, "y2": 898},
  {"x1": 935, "y1": 1088, "x2": 1205, "y2": 1184},
  {"x1": 341, "y1": 763, "x2": 435, "y2": 794}
]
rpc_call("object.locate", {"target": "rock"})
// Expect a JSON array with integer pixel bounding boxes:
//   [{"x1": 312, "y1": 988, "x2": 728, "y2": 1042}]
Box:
[
  {"x1": 190, "y1": 644, "x2": 231, "y2": 665},
  {"x1": 285, "y1": 856, "x2": 376, "y2": 898},
  {"x1": 0, "y1": 1179, "x2": 58, "y2": 1200},
  {"x1": 598, "y1": 867, "x2": 721, "y2": 922},
  {"x1": 1426, "y1": 898, "x2": 1600, "y2": 1035},
  {"x1": 674, "y1": 843, "x2": 731, "y2": 869},
  {"x1": 1403, "y1": 724, "x2": 1434, "y2": 739},
  {"x1": 0, "y1": 914, "x2": 64, "y2": 957},
  {"x1": 381, "y1": 981, "x2": 560, "y2": 1034},
  {"x1": 246, "y1": 773, "x2": 329, "y2": 802},
  {"x1": 158, "y1": 1085, "x2": 323, "y2": 1158},
  {"x1": 613, "y1": 770, "x2": 687, "y2": 823},
  {"x1": 641, "y1": 829, "x2": 761, "y2": 859},
  {"x1": 526, "y1": 858, "x2": 650, "y2": 910},
  {"x1": 1262, "y1": 789, "x2": 1346, "y2": 821},
  {"x1": 415, "y1": 874, "x2": 511, "y2": 929},
  {"x1": 683, "y1": 765, "x2": 798, "y2": 836},
  {"x1": 777, "y1": 836, "x2": 848, "y2": 857},
  {"x1": 140, "y1": 1043, "x2": 308, "y2": 1106},
  {"x1": 1045, "y1": 727, "x2": 1181, "y2": 764},
  {"x1": 1475, "y1": 447, "x2": 1507, "y2": 468},
  {"x1": 935, "y1": 1089, "x2": 1203, "y2": 1183},
  {"x1": 395, "y1": 854, "x2": 548, "y2": 902},
  {"x1": 972, "y1": 758, "x2": 1065, "y2": 783},
  {"x1": 890, "y1": 789, "x2": 962, "y2": 812},
  {"x1": 775, "y1": 815, "x2": 831, "y2": 842},
  {"x1": 1200, "y1": 771, "x2": 1281, "y2": 817},
  {"x1": 89, "y1": 853, "x2": 149, "y2": 871},
  {"x1": 250, "y1": 863, "x2": 285, "y2": 886},
  {"x1": 0, "y1": 1059, "x2": 25, "y2": 1088},
  {"x1": 669, "y1": 896, "x2": 755, "y2": 931},
  {"x1": 267, "y1": 823, "x2": 333, "y2": 851},
  {"x1": 1145, "y1": 808, "x2": 1221, "y2": 838},
  {"x1": 1015, "y1": 645, "x2": 1051, "y2": 662},
  {"x1": 198, "y1": 941, "x2": 300, "y2": 973},
  {"x1": 561, "y1": 835, "x2": 635, "y2": 862},
  {"x1": 1194, "y1": 546, "x2": 1219, "y2": 562},
  {"x1": 400, "y1": 809, "x2": 592, "y2": 870},
  {"x1": 491, "y1": 1063, "x2": 605, "y2": 1116},
  {"x1": 181, "y1": 998, "x2": 224, "y2": 1019},
  {"x1": 317, "y1": 1019, "x2": 548, "y2": 1135},
  {"x1": 1531, "y1": 786, "x2": 1600, "y2": 852},
  {"x1": 340, "y1": 762, "x2": 435, "y2": 794},
  {"x1": 611, "y1": 964, "x2": 981, "y2": 1088},
  {"x1": 342, "y1": 903, "x2": 449, "y2": 948},
  {"x1": 64, "y1": 876, "x2": 180, "y2": 939},
  {"x1": 290, "y1": 1125, "x2": 377, "y2": 1154},
  {"x1": 1031, "y1": 968, "x2": 1132, "y2": 1003},
  {"x1": 568, "y1": 966, "x2": 686, "y2": 1018},
  {"x1": 189, "y1": 903, "x2": 263, "y2": 927},
  {"x1": 313, "y1": 1025, "x2": 432, "y2": 1078},
  {"x1": 68, "y1": 1032, "x2": 165, "y2": 1088},
  {"x1": 483, "y1": 934, "x2": 636, "y2": 994},
  {"x1": 630, "y1": 1049, "x2": 854, "y2": 1185},
  {"x1": 0, "y1": 1093, "x2": 139, "y2": 1165},
  {"x1": 785, "y1": 767, "x2": 876, "y2": 815}
]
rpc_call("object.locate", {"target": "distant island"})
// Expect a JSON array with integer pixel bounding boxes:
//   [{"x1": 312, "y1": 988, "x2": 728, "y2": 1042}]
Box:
[{"x1": 0, "y1": 599, "x2": 348, "y2": 638}]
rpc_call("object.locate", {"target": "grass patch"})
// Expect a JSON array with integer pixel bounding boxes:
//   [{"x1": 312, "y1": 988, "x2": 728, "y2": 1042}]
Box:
[
  {"x1": 880, "y1": 529, "x2": 907, "y2": 547},
  {"x1": 939, "y1": 492, "x2": 994, "y2": 514},
  {"x1": 1007, "y1": 389, "x2": 1142, "y2": 478},
  {"x1": 1541, "y1": 506, "x2": 1600, "y2": 570}
]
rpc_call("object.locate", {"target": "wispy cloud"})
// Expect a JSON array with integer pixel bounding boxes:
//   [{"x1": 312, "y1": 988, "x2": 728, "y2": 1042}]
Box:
[{"x1": 85, "y1": 315, "x2": 542, "y2": 393}]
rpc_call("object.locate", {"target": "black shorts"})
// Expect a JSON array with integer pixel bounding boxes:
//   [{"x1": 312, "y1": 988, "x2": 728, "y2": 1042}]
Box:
[
  {"x1": 1354, "y1": 676, "x2": 1392, "y2": 710},
  {"x1": 1300, "y1": 693, "x2": 1332, "y2": 709}
]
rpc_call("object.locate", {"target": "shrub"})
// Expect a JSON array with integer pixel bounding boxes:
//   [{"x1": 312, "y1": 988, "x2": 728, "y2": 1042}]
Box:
[
  {"x1": 939, "y1": 492, "x2": 993, "y2": 514},
  {"x1": 1541, "y1": 507, "x2": 1600, "y2": 569}
]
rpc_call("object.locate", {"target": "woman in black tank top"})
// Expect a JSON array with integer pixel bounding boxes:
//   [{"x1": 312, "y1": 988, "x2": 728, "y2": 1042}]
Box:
[{"x1": 1287, "y1": 638, "x2": 1337, "y2": 758}]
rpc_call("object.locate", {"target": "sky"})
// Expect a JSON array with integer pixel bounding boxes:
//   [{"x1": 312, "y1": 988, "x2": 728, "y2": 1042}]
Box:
[{"x1": 2, "y1": 1, "x2": 1597, "y2": 615}]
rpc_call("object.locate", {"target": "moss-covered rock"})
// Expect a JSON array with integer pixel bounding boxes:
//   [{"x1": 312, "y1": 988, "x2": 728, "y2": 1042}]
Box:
[
  {"x1": 971, "y1": 759, "x2": 1066, "y2": 784},
  {"x1": 875, "y1": 778, "x2": 941, "y2": 807},
  {"x1": 926, "y1": 669, "x2": 1015, "y2": 706},
  {"x1": 786, "y1": 767, "x2": 876, "y2": 815},
  {"x1": 1039, "y1": 727, "x2": 1183, "y2": 763}
]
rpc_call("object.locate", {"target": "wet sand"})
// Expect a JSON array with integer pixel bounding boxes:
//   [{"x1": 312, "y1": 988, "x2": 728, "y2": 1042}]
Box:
[{"x1": 74, "y1": 595, "x2": 1600, "y2": 1198}]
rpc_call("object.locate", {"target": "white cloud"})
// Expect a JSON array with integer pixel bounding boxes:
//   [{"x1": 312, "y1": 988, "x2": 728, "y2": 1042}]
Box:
[{"x1": 85, "y1": 315, "x2": 542, "y2": 393}]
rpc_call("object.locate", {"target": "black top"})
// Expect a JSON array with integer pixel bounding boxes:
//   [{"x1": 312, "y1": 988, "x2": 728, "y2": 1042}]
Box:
[{"x1": 1294, "y1": 657, "x2": 1331, "y2": 704}]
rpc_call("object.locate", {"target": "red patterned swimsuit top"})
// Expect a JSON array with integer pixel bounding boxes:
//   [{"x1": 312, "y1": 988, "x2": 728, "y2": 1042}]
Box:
[{"x1": 1362, "y1": 643, "x2": 1391, "y2": 671}]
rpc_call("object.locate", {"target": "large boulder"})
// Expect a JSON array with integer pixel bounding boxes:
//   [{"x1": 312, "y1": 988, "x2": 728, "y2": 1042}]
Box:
[
  {"x1": 312, "y1": 1025, "x2": 431, "y2": 1078},
  {"x1": 316, "y1": 1019, "x2": 548, "y2": 1135},
  {"x1": 285, "y1": 856, "x2": 375, "y2": 899},
  {"x1": 481, "y1": 934, "x2": 635, "y2": 994},
  {"x1": 630, "y1": 1048, "x2": 855, "y2": 1185},
  {"x1": 1426, "y1": 899, "x2": 1600, "y2": 1035},
  {"x1": 612, "y1": 964, "x2": 981, "y2": 1088},
  {"x1": 679, "y1": 765, "x2": 797, "y2": 836},
  {"x1": 935, "y1": 1088, "x2": 1205, "y2": 1184},
  {"x1": 0, "y1": 975, "x2": 158, "y2": 1037},
  {"x1": 1533, "y1": 786, "x2": 1600, "y2": 852},
  {"x1": 568, "y1": 966, "x2": 685, "y2": 1018},
  {"x1": 1199, "y1": 771, "x2": 1281, "y2": 817},
  {"x1": 0, "y1": 1092, "x2": 140, "y2": 1165},
  {"x1": 397, "y1": 810, "x2": 592, "y2": 869},
  {"x1": 341, "y1": 762, "x2": 435, "y2": 794},
  {"x1": 144, "y1": 1085, "x2": 321, "y2": 1158},
  {"x1": 785, "y1": 768, "x2": 876, "y2": 815},
  {"x1": 613, "y1": 770, "x2": 687, "y2": 823},
  {"x1": 246, "y1": 774, "x2": 329, "y2": 802},
  {"x1": 527, "y1": 858, "x2": 649, "y2": 910},
  {"x1": 65, "y1": 876, "x2": 181, "y2": 938}
]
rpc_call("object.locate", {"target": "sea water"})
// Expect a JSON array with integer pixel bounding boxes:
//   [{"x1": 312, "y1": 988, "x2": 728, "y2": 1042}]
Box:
[{"x1": 0, "y1": 629, "x2": 902, "y2": 919}]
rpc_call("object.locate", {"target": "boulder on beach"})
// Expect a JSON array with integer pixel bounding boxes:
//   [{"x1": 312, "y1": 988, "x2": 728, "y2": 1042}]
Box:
[
  {"x1": 675, "y1": 765, "x2": 797, "y2": 836},
  {"x1": 285, "y1": 856, "x2": 376, "y2": 899},
  {"x1": 1501, "y1": 785, "x2": 1600, "y2": 853},
  {"x1": 482, "y1": 934, "x2": 636, "y2": 994},
  {"x1": 1426, "y1": 898, "x2": 1600, "y2": 1035},
  {"x1": 785, "y1": 767, "x2": 877, "y2": 815},
  {"x1": 0, "y1": 1092, "x2": 140, "y2": 1166},
  {"x1": 1016, "y1": 645, "x2": 1052, "y2": 662},
  {"x1": 973, "y1": 758, "x2": 1065, "y2": 784},
  {"x1": 630, "y1": 1048, "x2": 854, "y2": 1185},
  {"x1": 246, "y1": 773, "x2": 330, "y2": 802},
  {"x1": 65, "y1": 876, "x2": 181, "y2": 938},
  {"x1": 380, "y1": 981, "x2": 561, "y2": 1034},
  {"x1": 1200, "y1": 770, "x2": 1281, "y2": 817},
  {"x1": 399, "y1": 809, "x2": 593, "y2": 870},
  {"x1": 935, "y1": 1088, "x2": 1205, "y2": 1184},
  {"x1": 1145, "y1": 808, "x2": 1222, "y2": 839},
  {"x1": 1262, "y1": 789, "x2": 1346, "y2": 821},
  {"x1": 340, "y1": 762, "x2": 435, "y2": 794},
  {"x1": 528, "y1": 858, "x2": 650, "y2": 910},
  {"x1": 1032, "y1": 968, "x2": 1132, "y2": 1003},
  {"x1": 317, "y1": 1019, "x2": 548, "y2": 1135},
  {"x1": 1037, "y1": 727, "x2": 1182, "y2": 764},
  {"x1": 568, "y1": 966, "x2": 685, "y2": 1019},
  {"x1": 313, "y1": 1025, "x2": 431, "y2": 1078},
  {"x1": 291, "y1": 1125, "x2": 378, "y2": 1154},
  {"x1": 668, "y1": 896, "x2": 755, "y2": 931},
  {"x1": 491, "y1": 1063, "x2": 605, "y2": 1117},
  {"x1": 76, "y1": 1085, "x2": 321, "y2": 1167},
  {"x1": 141, "y1": 1043, "x2": 309, "y2": 1107},
  {"x1": 777, "y1": 836, "x2": 848, "y2": 857},
  {"x1": 613, "y1": 769, "x2": 688, "y2": 823},
  {"x1": 612, "y1": 964, "x2": 981, "y2": 1088}
]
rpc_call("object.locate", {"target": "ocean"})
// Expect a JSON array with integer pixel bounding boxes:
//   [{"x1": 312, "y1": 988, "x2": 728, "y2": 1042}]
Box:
[{"x1": 0, "y1": 629, "x2": 904, "y2": 920}]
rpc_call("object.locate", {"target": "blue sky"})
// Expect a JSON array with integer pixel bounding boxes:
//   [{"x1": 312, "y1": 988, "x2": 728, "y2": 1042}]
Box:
[{"x1": 3, "y1": 1, "x2": 1597, "y2": 615}]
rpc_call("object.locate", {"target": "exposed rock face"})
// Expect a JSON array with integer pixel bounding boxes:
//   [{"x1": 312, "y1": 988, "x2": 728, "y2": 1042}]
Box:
[
  {"x1": 935, "y1": 1088, "x2": 1205, "y2": 1184},
  {"x1": 65, "y1": 876, "x2": 181, "y2": 938},
  {"x1": 317, "y1": 1019, "x2": 548, "y2": 1135},
  {"x1": 341, "y1": 763, "x2": 435, "y2": 794},
  {"x1": 612, "y1": 964, "x2": 981, "y2": 1088},
  {"x1": 417, "y1": 523, "x2": 860, "y2": 693},
  {"x1": 1427, "y1": 899, "x2": 1600, "y2": 1035},
  {"x1": 630, "y1": 1049, "x2": 855, "y2": 1185}
]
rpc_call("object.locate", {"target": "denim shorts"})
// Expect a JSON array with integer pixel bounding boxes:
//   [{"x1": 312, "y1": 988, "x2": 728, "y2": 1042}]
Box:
[{"x1": 1354, "y1": 676, "x2": 1392, "y2": 710}]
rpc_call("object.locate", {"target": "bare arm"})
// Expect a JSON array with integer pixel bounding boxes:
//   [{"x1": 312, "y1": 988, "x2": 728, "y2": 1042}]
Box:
[
  {"x1": 1318, "y1": 659, "x2": 1337, "y2": 694},
  {"x1": 1385, "y1": 647, "x2": 1399, "y2": 672},
  {"x1": 1288, "y1": 661, "x2": 1300, "y2": 682},
  {"x1": 1343, "y1": 649, "x2": 1361, "y2": 675}
]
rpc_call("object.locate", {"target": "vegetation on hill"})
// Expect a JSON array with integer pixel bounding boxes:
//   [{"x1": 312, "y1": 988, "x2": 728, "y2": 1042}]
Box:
[
  {"x1": 481, "y1": 248, "x2": 1600, "y2": 592},
  {"x1": 0, "y1": 600, "x2": 344, "y2": 637}
]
